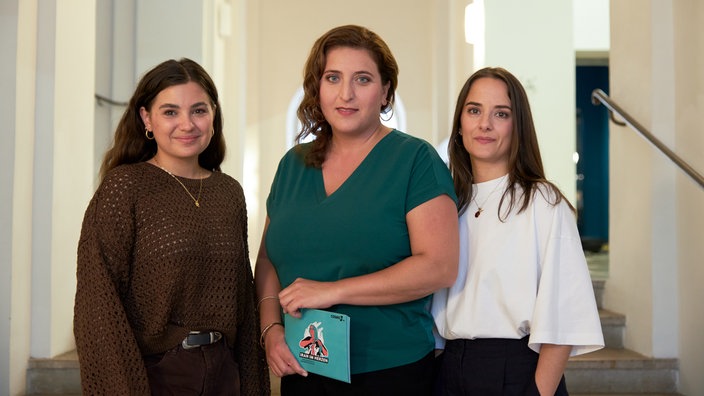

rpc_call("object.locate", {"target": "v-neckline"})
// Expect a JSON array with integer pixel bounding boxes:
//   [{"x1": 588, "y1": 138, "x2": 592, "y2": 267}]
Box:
[{"x1": 318, "y1": 130, "x2": 395, "y2": 200}]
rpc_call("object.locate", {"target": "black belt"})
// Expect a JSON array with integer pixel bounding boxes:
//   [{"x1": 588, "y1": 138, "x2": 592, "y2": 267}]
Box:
[{"x1": 181, "y1": 331, "x2": 222, "y2": 349}]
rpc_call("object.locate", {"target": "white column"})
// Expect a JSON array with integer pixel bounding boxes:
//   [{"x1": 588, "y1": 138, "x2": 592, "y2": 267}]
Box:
[
  {"x1": 1, "y1": 1, "x2": 28, "y2": 394},
  {"x1": 672, "y1": 1, "x2": 704, "y2": 393},
  {"x1": 12, "y1": 2, "x2": 39, "y2": 394},
  {"x1": 31, "y1": 0, "x2": 97, "y2": 359},
  {"x1": 607, "y1": 0, "x2": 682, "y2": 359},
  {"x1": 649, "y1": 0, "x2": 678, "y2": 358},
  {"x1": 475, "y1": 0, "x2": 577, "y2": 203},
  {"x1": 432, "y1": 0, "x2": 473, "y2": 147}
]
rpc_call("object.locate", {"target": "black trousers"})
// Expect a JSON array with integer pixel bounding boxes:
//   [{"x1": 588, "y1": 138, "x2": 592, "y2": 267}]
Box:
[
  {"x1": 435, "y1": 337, "x2": 568, "y2": 396},
  {"x1": 281, "y1": 351, "x2": 435, "y2": 396}
]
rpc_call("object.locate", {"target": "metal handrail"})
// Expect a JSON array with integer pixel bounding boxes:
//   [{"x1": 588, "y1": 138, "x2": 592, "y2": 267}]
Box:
[
  {"x1": 95, "y1": 93, "x2": 128, "y2": 107},
  {"x1": 591, "y1": 88, "x2": 704, "y2": 189}
]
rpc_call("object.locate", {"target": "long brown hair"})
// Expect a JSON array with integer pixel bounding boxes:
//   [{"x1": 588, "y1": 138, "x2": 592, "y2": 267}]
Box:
[
  {"x1": 448, "y1": 67, "x2": 573, "y2": 218},
  {"x1": 99, "y1": 58, "x2": 225, "y2": 180},
  {"x1": 296, "y1": 25, "x2": 399, "y2": 168}
]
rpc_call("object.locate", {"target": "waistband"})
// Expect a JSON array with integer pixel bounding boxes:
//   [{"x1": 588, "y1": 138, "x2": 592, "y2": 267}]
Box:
[{"x1": 445, "y1": 336, "x2": 533, "y2": 356}]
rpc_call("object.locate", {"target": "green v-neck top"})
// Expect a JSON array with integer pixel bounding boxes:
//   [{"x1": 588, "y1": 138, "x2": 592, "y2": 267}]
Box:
[{"x1": 265, "y1": 130, "x2": 457, "y2": 374}]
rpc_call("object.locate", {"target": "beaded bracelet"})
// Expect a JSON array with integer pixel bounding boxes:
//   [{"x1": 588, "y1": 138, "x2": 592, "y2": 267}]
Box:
[
  {"x1": 257, "y1": 295, "x2": 279, "y2": 311},
  {"x1": 259, "y1": 322, "x2": 283, "y2": 349}
]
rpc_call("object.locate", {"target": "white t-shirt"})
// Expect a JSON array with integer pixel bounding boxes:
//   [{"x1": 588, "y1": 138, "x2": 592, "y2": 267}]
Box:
[{"x1": 432, "y1": 175, "x2": 604, "y2": 356}]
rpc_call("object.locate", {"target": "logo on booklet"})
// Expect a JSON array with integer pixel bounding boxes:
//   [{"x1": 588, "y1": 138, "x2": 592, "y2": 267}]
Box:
[{"x1": 297, "y1": 322, "x2": 329, "y2": 363}]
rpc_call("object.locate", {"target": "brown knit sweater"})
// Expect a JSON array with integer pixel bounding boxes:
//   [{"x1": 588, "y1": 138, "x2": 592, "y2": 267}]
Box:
[{"x1": 74, "y1": 162, "x2": 270, "y2": 395}]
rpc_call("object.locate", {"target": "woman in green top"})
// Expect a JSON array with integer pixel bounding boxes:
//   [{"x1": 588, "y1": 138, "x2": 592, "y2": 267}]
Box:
[{"x1": 255, "y1": 25, "x2": 459, "y2": 395}]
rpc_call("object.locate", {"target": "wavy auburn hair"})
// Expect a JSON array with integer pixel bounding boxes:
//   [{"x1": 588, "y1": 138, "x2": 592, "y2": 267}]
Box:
[{"x1": 296, "y1": 25, "x2": 399, "y2": 168}]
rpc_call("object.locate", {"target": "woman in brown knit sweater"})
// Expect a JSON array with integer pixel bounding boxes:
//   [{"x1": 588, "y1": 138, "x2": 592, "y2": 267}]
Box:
[{"x1": 74, "y1": 58, "x2": 270, "y2": 395}]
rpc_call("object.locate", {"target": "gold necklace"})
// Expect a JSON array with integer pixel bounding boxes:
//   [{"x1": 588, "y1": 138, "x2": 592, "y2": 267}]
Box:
[
  {"x1": 153, "y1": 158, "x2": 203, "y2": 208},
  {"x1": 471, "y1": 177, "x2": 504, "y2": 218}
]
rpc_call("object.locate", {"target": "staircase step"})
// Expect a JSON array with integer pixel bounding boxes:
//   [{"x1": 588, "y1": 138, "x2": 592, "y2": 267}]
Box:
[
  {"x1": 586, "y1": 251, "x2": 609, "y2": 283},
  {"x1": 566, "y1": 347, "x2": 678, "y2": 394},
  {"x1": 25, "y1": 349, "x2": 285, "y2": 395},
  {"x1": 599, "y1": 308, "x2": 625, "y2": 349},
  {"x1": 26, "y1": 350, "x2": 80, "y2": 395},
  {"x1": 592, "y1": 279, "x2": 606, "y2": 309}
]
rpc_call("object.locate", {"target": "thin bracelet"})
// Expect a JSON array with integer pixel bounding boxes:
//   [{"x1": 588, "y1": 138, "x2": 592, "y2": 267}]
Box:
[
  {"x1": 257, "y1": 295, "x2": 279, "y2": 311},
  {"x1": 259, "y1": 322, "x2": 284, "y2": 349}
]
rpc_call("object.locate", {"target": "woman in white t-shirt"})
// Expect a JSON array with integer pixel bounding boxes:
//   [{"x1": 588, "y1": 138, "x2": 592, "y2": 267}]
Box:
[{"x1": 432, "y1": 67, "x2": 604, "y2": 395}]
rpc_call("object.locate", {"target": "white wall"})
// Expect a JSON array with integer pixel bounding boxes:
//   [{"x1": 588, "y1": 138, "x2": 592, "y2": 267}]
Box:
[
  {"x1": 482, "y1": 0, "x2": 577, "y2": 204},
  {"x1": 671, "y1": 2, "x2": 704, "y2": 394},
  {"x1": 608, "y1": 0, "x2": 704, "y2": 394},
  {"x1": 135, "y1": 1, "x2": 204, "y2": 73},
  {"x1": 573, "y1": 0, "x2": 610, "y2": 51}
]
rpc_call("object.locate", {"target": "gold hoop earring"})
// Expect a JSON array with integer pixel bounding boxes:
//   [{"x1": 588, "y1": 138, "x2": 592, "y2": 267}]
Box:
[{"x1": 145, "y1": 128, "x2": 154, "y2": 140}]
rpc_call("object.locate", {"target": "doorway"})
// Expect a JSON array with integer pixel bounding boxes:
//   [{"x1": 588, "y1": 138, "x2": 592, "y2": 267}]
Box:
[{"x1": 576, "y1": 64, "x2": 609, "y2": 253}]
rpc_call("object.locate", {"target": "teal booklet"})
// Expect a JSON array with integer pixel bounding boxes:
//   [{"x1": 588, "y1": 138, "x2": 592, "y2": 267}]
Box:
[{"x1": 284, "y1": 308, "x2": 351, "y2": 383}]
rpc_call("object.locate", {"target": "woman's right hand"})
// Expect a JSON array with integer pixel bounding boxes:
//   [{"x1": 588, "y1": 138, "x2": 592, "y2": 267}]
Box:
[{"x1": 263, "y1": 324, "x2": 308, "y2": 378}]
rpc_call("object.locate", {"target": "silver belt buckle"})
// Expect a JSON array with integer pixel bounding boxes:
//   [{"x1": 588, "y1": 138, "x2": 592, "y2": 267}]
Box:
[
  {"x1": 181, "y1": 331, "x2": 222, "y2": 349},
  {"x1": 209, "y1": 331, "x2": 223, "y2": 344},
  {"x1": 182, "y1": 331, "x2": 200, "y2": 349}
]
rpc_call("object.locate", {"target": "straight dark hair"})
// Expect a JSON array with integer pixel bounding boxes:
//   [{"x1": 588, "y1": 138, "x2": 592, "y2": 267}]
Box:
[{"x1": 447, "y1": 67, "x2": 573, "y2": 218}]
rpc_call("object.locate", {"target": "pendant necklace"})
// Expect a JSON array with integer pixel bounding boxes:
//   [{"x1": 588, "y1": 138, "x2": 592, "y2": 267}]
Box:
[
  {"x1": 471, "y1": 177, "x2": 504, "y2": 218},
  {"x1": 153, "y1": 158, "x2": 203, "y2": 208}
]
